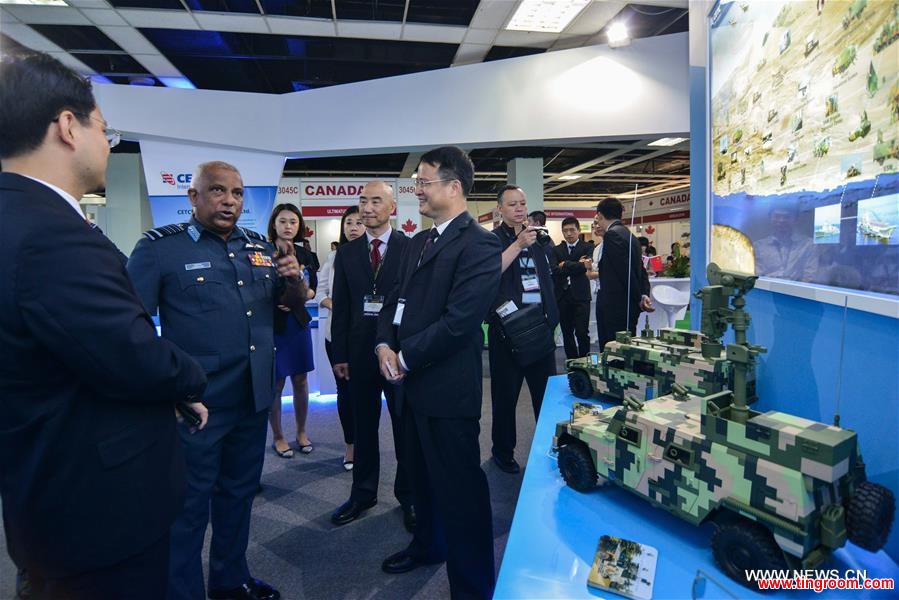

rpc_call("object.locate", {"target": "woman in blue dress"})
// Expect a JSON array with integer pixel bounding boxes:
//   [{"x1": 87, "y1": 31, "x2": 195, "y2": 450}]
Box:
[{"x1": 267, "y1": 203, "x2": 317, "y2": 458}]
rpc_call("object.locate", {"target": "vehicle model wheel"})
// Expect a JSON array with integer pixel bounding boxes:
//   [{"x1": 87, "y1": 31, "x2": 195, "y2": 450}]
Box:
[
  {"x1": 558, "y1": 442, "x2": 597, "y2": 492},
  {"x1": 568, "y1": 370, "x2": 593, "y2": 399},
  {"x1": 846, "y1": 482, "x2": 895, "y2": 552},
  {"x1": 711, "y1": 519, "x2": 788, "y2": 590}
]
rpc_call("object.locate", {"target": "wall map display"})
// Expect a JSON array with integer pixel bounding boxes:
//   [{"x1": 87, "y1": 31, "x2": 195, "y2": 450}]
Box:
[{"x1": 710, "y1": 0, "x2": 898, "y2": 297}]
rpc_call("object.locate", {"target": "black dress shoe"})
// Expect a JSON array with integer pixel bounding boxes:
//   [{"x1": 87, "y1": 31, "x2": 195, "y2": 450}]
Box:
[
  {"x1": 382, "y1": 549, "x2": 434, "y2": 574},
  {"x1": 402, "y1": 504, "x2": 417, "y2": 533},
  {"x1": 492, "y1": 454, "x2": 521, "y2": 474},
  {"x1": 208, "y1": 578, "x2": 280, "y2": 600},
  {"x1": 331, "y1": 497, "x2": 377, "y2": 526}
]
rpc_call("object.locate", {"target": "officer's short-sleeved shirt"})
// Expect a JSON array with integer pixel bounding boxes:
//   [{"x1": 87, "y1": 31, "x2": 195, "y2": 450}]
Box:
[{"x1": 127, "y1": 217, "x2": 281, "y2": 411}]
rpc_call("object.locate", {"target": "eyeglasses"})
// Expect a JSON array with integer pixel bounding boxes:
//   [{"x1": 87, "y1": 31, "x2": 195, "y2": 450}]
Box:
[
  {"x1": 53, "y1": 112, "x2": 122, "y2": 148},
  {"x1": 412, "y1": 178, "x2": 455, "y2": 189}
]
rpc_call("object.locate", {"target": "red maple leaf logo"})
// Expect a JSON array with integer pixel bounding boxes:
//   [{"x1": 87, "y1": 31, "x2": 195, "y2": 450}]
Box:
[
  {"x1": 645, "y1": 225, "x2": 656, "y2": 234},
  {"x1": 401, "y1": 219, "x2": 417, "y2": 233},
  {"x1": 161, "y1": 172, "x2": 175, "y2": 186},
  {"x1": 304, "y1": 226, "x2": 314, "y2": 238}
]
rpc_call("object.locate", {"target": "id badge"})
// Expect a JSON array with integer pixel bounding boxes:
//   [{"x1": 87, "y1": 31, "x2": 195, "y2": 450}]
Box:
[
  {"x1": 521, "y1": 292, "x2": 541, "y2": 304},
  {"x1": 363, "y1": 294, "x2": 384, "y2": 316},
  {"x1": 495, "y1": 300, "x2": 518, "y2": 318},
  {"x1": 393, "y1": 299, "x2": 406, "y2": 325},
  {"x1": 521, "y1": 274, "x2": 540, "y2": 292}
]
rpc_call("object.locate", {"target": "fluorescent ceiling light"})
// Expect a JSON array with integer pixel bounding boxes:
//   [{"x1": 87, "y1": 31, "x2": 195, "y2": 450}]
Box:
[
  {"x1": 0, "y1": 0, "x2": 67, "y2": 5},
  {"x1": 607, "y1": 22, "x2": 629, "y2": 45},
  {"x1": 558, "y1": 174, "x2": 582, "y2": 180},
  {"x1": 506, "y1": 0, "x2": 589, "y2": 34},
  {"x1": 648, "y1": 137, "x2": 688, "y2": 147}
]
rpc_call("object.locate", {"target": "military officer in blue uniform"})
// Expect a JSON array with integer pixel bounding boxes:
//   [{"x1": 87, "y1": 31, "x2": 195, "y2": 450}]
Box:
[{"x1": 128, "y1": 161, "x2": 303, "y2": 600}]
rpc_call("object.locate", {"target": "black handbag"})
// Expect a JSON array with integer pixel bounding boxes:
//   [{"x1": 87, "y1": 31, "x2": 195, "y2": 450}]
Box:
[{"x1": 498, "y1": 303, "x2": 556, "y2": 366}]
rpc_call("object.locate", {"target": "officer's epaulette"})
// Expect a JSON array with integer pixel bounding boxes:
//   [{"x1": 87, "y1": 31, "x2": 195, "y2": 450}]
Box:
[
  {"x1": 241, "y1": 227, "x2": 268, "y2": 243},
  {"x1": 143, "y1": 223, "x2": 189, "y2": 241}
]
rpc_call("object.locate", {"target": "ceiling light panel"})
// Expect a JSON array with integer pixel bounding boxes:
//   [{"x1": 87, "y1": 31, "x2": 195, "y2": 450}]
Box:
[{"x1": 506, "y1": 0, "x2": 589, "y2": 34}]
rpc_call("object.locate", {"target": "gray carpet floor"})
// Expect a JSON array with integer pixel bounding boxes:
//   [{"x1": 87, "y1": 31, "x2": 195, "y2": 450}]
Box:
[{"x1": 0, "y1": 349, "x2": 569, "y2": 600}]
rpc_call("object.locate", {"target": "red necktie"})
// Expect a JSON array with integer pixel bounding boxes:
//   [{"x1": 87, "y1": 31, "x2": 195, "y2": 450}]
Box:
[{"x1": 370, "y1": 239, "x2": 382, "y2": 273}]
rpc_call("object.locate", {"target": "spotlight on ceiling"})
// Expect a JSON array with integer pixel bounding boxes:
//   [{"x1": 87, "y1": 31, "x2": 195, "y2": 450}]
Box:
[
  {"x1": 505, "y1": 0, "x2": 590, "y2": 34},
  {"x1": 607, "y1": 22, "x2": 630, "y2": 48},
  {"x1": 558, "y1": 174, "x2": 582, "y2": 180}
]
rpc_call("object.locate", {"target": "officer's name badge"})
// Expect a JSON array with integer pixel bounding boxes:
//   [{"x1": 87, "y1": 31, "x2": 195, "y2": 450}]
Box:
[
  {"x1": 184, "y1": 262, "x2": 211, "y2": 271},
  {"x1": 249, "y1": 252, "x2": 274, "y2": 267}
]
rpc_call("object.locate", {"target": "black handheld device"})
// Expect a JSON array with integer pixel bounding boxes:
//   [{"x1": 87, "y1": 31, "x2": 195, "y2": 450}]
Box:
[{"x1": 175, "y1": 401, "x2": 202, "y2": 427}]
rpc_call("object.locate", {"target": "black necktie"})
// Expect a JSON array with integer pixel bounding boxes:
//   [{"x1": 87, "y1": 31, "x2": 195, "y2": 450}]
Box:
[{"x1": 419, "y1": 228, "x2": 440, "y2": 266}]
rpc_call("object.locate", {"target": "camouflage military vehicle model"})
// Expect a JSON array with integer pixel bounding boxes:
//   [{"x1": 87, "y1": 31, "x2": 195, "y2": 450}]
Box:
[
  {"x1": 565, "y1": 326, "x2": 758, "y2": 407},
  {"x1": 554, "y1": 265, "x2": 895, "y2": 590}
]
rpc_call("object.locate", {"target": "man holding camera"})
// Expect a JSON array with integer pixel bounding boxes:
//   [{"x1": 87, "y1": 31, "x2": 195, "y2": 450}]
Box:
[{"x1": 487, "y1": 185, "x2": 559, "y2": 474}]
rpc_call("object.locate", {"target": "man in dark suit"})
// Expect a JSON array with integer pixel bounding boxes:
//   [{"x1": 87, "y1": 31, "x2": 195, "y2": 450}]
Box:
[
  {"x1": 488, "y1": 185, "x2": 559, "y2": 474},
  {"x1": 128, "y1": 161, "x2": 302, "y2": 600},
  {"x1": 0, "y1": 52, "x2": 207, "y2": 600},
  {"x1": 552, "y1": 217, "x2": 593, "y2": 358},
  {"x1": 330, "y1": 180, "x2": 414, "y2": 529},
  {"x1": 594, "y1": 197, "x2": 653, "y2": 350},
  {"x1": 376, "y1": 147, "x2": 501, "y2": 599}
]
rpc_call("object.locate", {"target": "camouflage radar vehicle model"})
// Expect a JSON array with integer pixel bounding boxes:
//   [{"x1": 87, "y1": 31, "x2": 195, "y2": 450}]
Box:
[
  {"x1": 565, "y1": 275, "x2": 759, "y2": 406},
  {"x1": 553, "y1": 264, "x2": 895, "y2": 590}
]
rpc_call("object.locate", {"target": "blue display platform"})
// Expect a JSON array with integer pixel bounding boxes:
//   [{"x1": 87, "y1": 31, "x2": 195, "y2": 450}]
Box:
[{"x1": 495, "y1": 375, "x2": 899, "y2": 599}]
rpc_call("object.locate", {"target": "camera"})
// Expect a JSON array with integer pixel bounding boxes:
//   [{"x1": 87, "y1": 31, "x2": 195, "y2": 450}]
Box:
[{"x1": 532, "y1": 226, "x2": 552, "y2": 246}]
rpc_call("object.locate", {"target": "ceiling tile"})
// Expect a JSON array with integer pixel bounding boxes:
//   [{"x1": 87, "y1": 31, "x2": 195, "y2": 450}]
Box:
[
  {"x1": 2, "y1": 5, "x2": 92, "y2": 25},
  {"x1": 550, "y1": 34, "x2": 594, "y2": 51},
  {"x1": 194, "y1": 12, "x2": 269, "y2": 33},
  {"x1": 66, "y1": 0, "x2": 114, "y2": 8},
  {"x1": 452, "y1": 42, "x2": 490, "y2": 65},
  {"x1": 1, "y1": 24, "x2": 64, "y2": 52},
  {"x1": 99, "y1": 25, "x2": 159, "y2": 53},
  {"x1": 0, "y1": 7, "x2": 21, "y2": 22},
  {"x1": 335, "y1": 20, "x2": 401, "y2": 41},
  {"x1": 80, "y1": 8, "x2": 130, "y2": 26},
  {"x1": 119, "y1": 8, "x2": 198, "y2": 28},
  {"x1": 493, "y1": 29, "x2": 558, "y2": 48},
  {"x1": 462, "y1": 27, "x2": 496, "y2": 45},
  {"x1": 265, "y1": 16, "x2": 337, "y2": 37},
  {"x1": 401, "y1": 23, "x2": 465, "y2": 44},
  {"x1": 130, "y1": 52, "x2": 182, "y2": 77},
  {"x1": 564, "y1": 0, "x2": 624, "y2": 36},
  {"x1": 467, "y1": 0, "x2": 515, "y2": 30}
]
